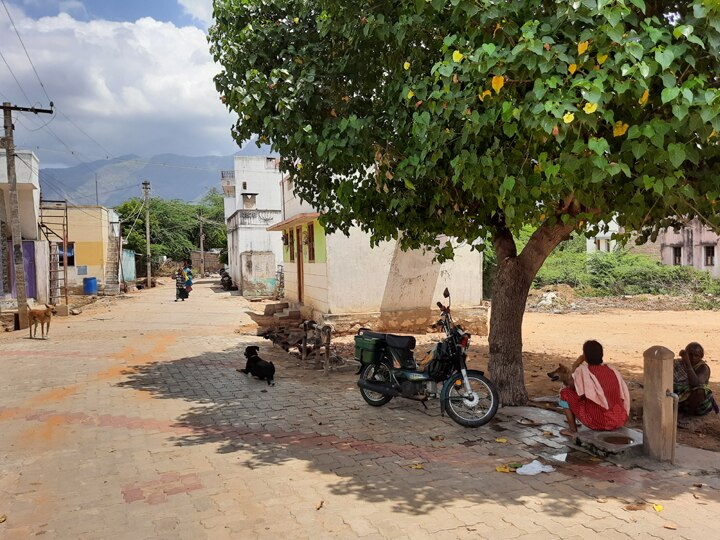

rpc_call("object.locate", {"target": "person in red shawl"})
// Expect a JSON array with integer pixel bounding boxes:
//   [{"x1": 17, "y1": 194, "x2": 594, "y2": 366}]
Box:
[{"x1": 559, "y1": 340, "x2": 631, "y2": 437}]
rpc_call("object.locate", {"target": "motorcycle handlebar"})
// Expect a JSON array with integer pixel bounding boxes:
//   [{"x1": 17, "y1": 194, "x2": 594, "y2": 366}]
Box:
[{"x1": 436, "y1": 301, "x2": 445, "y2": 311}]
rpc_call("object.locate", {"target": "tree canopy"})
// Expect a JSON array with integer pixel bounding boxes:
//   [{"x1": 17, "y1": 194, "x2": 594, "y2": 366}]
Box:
[
  {"x1": 210, "y1": 0, "x2": 720, "y2": 403},
  {"x1": 116, "y1": 188, "x2": 227, "y2": 263},
  {"x1": 211, "y1": 0, "x2": 720, "y2": 250}
]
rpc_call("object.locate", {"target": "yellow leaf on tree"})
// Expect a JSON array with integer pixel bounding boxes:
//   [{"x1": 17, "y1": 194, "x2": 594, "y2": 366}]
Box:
[
  {"x1": 578, "y1": 40, "x2": 589, "y2": 55},
  {"x1": 568, "y1": 63, "x2": 577, "y2": 75},
  {"x1": 639, "y1": 89, "x2": 649, "y2": 106},
  {"x1": 583, "y1": 102, "x2": 598, "y2": 114},
  {"x1": 404, "y1": 61, "x2": 411, "y2": 70},
  {"x1": 478, "y1": 89, "x2": 492, "y2": 101},
  {"x1": 613, "y1": 121, "x2": 629, "y2": 137},
  {"x1": 491, "y1": 75, "x2": 505, "y2": 94},
  {"x1": 563, "y1": 112, "x2": 575, "y2": 124},
  {"x1": 452, "y1": 50, "x2": 464, "y2": 62},
  {"x1": 407, "y1": 90, "x2": 415, "y2": 99},
  {"x1": 597, "y1": 53, "x2": 609, "y2": 65},
  {"x1": 293, "y1": 17, "x2": 299, "y2": 24}
]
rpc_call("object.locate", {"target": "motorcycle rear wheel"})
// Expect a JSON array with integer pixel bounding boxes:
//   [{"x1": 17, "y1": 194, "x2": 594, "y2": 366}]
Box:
[
  {"x1": 443, "y1": 370, "x2": 499, "y2": 427},
  {"x1": 359, "y1": 361, "x2": 394, "y2": 406}
]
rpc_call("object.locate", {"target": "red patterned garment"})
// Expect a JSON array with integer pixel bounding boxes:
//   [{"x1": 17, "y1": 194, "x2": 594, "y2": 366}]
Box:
[{"x1": 560, "y1": 364, "x2": 628, "y2": 430}]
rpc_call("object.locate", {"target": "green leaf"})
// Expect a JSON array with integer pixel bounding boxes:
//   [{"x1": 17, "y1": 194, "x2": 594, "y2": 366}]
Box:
[
  {"x1": 631, "y1": 141, "x2": 648, "y2": 160},
  {"x1": 626, "y1": 42, "x2": 644, "y2": 61},
  {"x1": 503, "y1": 123, "x2": 518, "y2": 137},
  {"x1": 667, "y1": 143, "x2": 686, "y2": 168},
  {"x1": 501, "y1": 176, "x2": 516, "y2": 193},
  {"x1": 588, "y1": 137, "x2": 609, "y2": 156},
  {"x1": 700, "y1": 107, "x2": 718, "y2": 123},
  {"x1": 628, "y1": 0, "x2": 646, "y2": 12},
  {"x1": 655, "y1": 48, "x2": 674, "y2": 70},
  {"x1": 661, "y1": 87, "x2": 680, "y2": 103},
  {"x1": 404, "y1": 178, "x2": 416, "y2": 191},
  {"x1": 482, "y1": 43, "x2": 496, "y2": 56}
]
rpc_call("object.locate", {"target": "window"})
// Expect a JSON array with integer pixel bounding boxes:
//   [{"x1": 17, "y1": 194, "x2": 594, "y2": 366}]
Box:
[
  {"x1": 307, "y1": 223, "x2": 315, "y2": 262},
  {"x1": 673, "y1": 246, "x2": 682, "y2": 266},
  {"x1": 242, "y1": 181, "x2": 247, "y2": 190},
  {"x1": 58, "y1": 242, "x2": 75, "y2": 267},
  {"x1": 288, "y1": 229, "x2": 295, "y2": 262},
  {"x1": 705, "y1": 246, "x2": 715, "y2": 267}
]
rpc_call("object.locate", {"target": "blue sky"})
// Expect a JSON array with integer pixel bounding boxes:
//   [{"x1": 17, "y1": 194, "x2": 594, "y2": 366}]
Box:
[
  {"x1": 18, "y1": 0, "x2": 203, "y2": 27},
  {"x1": 1, "y1": 0, "x2": 240, "y2": 171}
]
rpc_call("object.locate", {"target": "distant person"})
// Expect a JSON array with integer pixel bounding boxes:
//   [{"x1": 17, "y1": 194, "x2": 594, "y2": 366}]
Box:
[
  {"x1": 174, "y1": 268, "x2": 187, "y2": 302},
  {"x1": 183, "y1": 261, "x2": 193, "y2": 297},
  {"x1": 559, "y1": 340, "x2": 631, "y2": 437},
  {"x1": 674, "y1": 342, "x2": 718, "y2": 416}
]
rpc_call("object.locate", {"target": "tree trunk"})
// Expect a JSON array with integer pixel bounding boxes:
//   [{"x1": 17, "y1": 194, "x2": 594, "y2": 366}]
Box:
[{"x1": 488, "y1": 222, "x2": 575, "y2": 406}]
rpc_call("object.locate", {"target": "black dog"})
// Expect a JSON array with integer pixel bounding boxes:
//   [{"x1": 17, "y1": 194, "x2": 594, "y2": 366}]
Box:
[{"x1": 238, "y1": 346, "x2": 275, "y2": 386}]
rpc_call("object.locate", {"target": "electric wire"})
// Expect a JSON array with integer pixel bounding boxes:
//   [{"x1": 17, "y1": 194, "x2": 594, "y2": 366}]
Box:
[
  {"x1": 0, "y1": 48, "x2": 33, "y2": 104},
  {"x1": 1, "y1": 0, "x2": 53, "y2": 104}
]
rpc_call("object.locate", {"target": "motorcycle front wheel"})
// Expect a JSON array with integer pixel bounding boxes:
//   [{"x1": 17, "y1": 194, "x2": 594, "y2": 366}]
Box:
[
  {"x1": 443, "y1": 370, "x2": 499, "y2": 427},
  {"x1": 359, "y1": 361, "x2": 394, "y2": 407}
]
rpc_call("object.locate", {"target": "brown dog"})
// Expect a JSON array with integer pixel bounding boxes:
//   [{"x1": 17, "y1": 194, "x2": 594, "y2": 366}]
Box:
[
  {"x1": 28, "y1": 304, "x2": 57, "y2": 339},
  {"x1": 547, "y1": 355, "x2": 587, "y2": 386}
]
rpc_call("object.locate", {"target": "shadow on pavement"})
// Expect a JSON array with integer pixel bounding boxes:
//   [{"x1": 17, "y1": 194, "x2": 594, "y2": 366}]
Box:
[{"x1": 118, "y1": 344, "x2": 720, "y2": 517}]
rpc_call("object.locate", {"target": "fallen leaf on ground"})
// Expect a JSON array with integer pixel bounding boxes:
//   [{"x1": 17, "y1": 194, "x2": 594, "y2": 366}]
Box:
[
  {"x1": 430, "y1": 435, "x2": 445, "y2": 441},
  {"x1": 693, "y1": 483, "x2": 703, "y2": 488},
  {"x1": 495, "y1": 465, "x2": 512, "y2": 473},
  {"x1": 693, "y1": 493, "x2": 702, "y2": 500},
  {"x1": 508, "y1": 463, "x2": 523, "y2": 470},
  {"x1": 663, "y1": 523, "x2": 677, "y2": 530},
  {"x1": 596, "y1": 498, "x2": 607, "y2": 503},
  {"x1": 653, "y1": 504, "x2": 664, "y2": 512},
  {"x1": 495, "y1": 438, "x2": 507, "y2": 443},
  {"x1": 624, "y1": 503, "x2": 647, "y2": 511},
  {"x1": 316, "y1": 501, "x2": 324, "y2": 510},
  {"x1": 543, "y1": 431, "x2": 554, "y2": 438},
  {"x1": 409, "y1": 463, "x2": 425, "y2": 470},
  {"x1": 0, "y1": 515, "x2": 6, "y2": 523}
]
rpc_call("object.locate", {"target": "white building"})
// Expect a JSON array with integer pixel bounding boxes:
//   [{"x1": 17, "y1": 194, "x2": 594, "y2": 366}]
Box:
[
  {"x1": 267, "y1": 175, "x2": 488, "y2": 334},
  {"x1": 0, "y1": 149, "x2": 50, "y2": 303},
  {"x1": 586, "y1": 219, "x2": 619, "y2": 254},
  {"x1": 221, "y1": 156, "x2": 283, "y2": 296}
]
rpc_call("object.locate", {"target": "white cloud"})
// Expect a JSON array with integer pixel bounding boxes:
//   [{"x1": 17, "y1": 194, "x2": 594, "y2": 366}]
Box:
[
  {"x1": 1, "y1": 5, "x2": 238, "y2": 166},
  {"x1": 177, "y1": 0, "x2": 213, "y2": 26}
]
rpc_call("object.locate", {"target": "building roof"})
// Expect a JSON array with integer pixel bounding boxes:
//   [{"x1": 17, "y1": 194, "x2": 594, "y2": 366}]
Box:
[{"x1": 266, "y1": 212, "x2": 320, "y2": 231}]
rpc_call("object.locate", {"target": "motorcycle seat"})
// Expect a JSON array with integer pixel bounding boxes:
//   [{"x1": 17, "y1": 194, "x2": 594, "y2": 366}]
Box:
[{"x1": 386, "y1": 334, "x2": 416, "y2": 351}]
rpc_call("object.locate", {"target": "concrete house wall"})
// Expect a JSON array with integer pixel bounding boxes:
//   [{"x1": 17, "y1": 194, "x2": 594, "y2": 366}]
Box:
[
  {"x1": 272, "y1": 175, "x2": 487, "y2": 334},
  {"x1": 64, "y1": 206, "x2": 112, "y2": 291},
  {"x1": 222, "y1": 156, "x2": 284, "y2": 296},
  {"x1": 660, "y1": 219, "x2": 720, "y2": 279}
]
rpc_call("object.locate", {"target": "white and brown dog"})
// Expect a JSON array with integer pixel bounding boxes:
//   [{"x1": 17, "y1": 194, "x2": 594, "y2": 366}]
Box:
[{"x1": 28, "y1": 303, "x2": 57, "y2": 339}]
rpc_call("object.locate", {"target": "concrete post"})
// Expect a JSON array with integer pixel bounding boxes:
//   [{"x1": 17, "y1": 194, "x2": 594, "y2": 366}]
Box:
[{"x1": 642, "y1": 345, "x2": 676, "y2": 461}]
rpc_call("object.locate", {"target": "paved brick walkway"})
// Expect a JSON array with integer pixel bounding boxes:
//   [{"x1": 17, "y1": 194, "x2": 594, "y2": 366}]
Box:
[{"x1": 1, "y1": 280, "x2": 718, "y2": 539}]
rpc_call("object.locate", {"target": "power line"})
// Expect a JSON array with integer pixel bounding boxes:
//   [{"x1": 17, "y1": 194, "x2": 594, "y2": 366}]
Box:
[
  {"x1": 1, "y1": 0, "x2": 53, "y2": 104},
  {"x1": 0, "y1": 48, "x2": 33, "y2": 103}
]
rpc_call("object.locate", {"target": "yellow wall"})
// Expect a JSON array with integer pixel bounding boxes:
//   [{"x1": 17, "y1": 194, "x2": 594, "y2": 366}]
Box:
[{"x1": 65, "y1": 207, "x2": 110, "y2": 288}]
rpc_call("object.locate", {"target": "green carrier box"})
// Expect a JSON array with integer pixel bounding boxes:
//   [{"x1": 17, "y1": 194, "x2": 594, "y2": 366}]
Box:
[{"x1": 354, "y1": 335, "x2": 385, "y2": 364}]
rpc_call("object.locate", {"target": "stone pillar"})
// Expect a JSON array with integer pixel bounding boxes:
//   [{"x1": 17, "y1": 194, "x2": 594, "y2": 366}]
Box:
[{"x1": 642, "y1": 345, "x2": 676, "y2": 461}]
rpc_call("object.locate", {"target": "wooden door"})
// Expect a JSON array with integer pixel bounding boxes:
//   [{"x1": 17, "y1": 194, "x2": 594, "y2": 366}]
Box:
[{"x1": 295, "y1": 226, "x2": 304, "y2": 303}]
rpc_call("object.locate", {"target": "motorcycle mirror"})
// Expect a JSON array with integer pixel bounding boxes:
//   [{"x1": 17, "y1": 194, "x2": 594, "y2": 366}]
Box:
[{"x1": 443, "y1": 287, "x2": 450, "y2": 298}]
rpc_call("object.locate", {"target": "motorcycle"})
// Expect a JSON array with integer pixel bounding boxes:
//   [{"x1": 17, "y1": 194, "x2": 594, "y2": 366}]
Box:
[{"x1": 355, "y1": 288, "x2": 499, "y2": 427}]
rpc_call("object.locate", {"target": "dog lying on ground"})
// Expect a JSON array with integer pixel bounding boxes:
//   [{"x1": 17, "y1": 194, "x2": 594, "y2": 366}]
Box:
[
  {"x1": 28, "y1": 303, "x2": 57, "y2": 339},
  {"x1": 547, "y1": 355, "x2": 587, "y2": 386},
  {"x1": 237, "y1": 345, "x2": 275, "y2": 386}
]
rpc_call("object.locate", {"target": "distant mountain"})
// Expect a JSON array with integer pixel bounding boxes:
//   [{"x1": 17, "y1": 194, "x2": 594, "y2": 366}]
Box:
[{"x1": 39, "y1": 144, "x2": 276, "y2": 207}]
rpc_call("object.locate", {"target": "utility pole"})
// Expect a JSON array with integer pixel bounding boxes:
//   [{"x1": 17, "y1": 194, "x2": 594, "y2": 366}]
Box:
[
  {"x1": 198, "y1": 213, "x2": 205, "y2": 275},
  {"x1": 142, "y1": 180, "x2": 152, "y2": 287},
  {"x1": 1, "y1": 102, "x2": 53, "y2": 330},
  {"x1": 95, "y1": 173, "x2": 99, "y2": 205}
]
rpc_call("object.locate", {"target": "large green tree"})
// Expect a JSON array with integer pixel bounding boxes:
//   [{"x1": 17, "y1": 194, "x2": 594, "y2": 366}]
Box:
[
  {"x1": 210, "y1": 0, "x2": 720, "y2": 404},
  {"x1": 116, "y1": 190, "x2": 227, "y2": 266}
]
